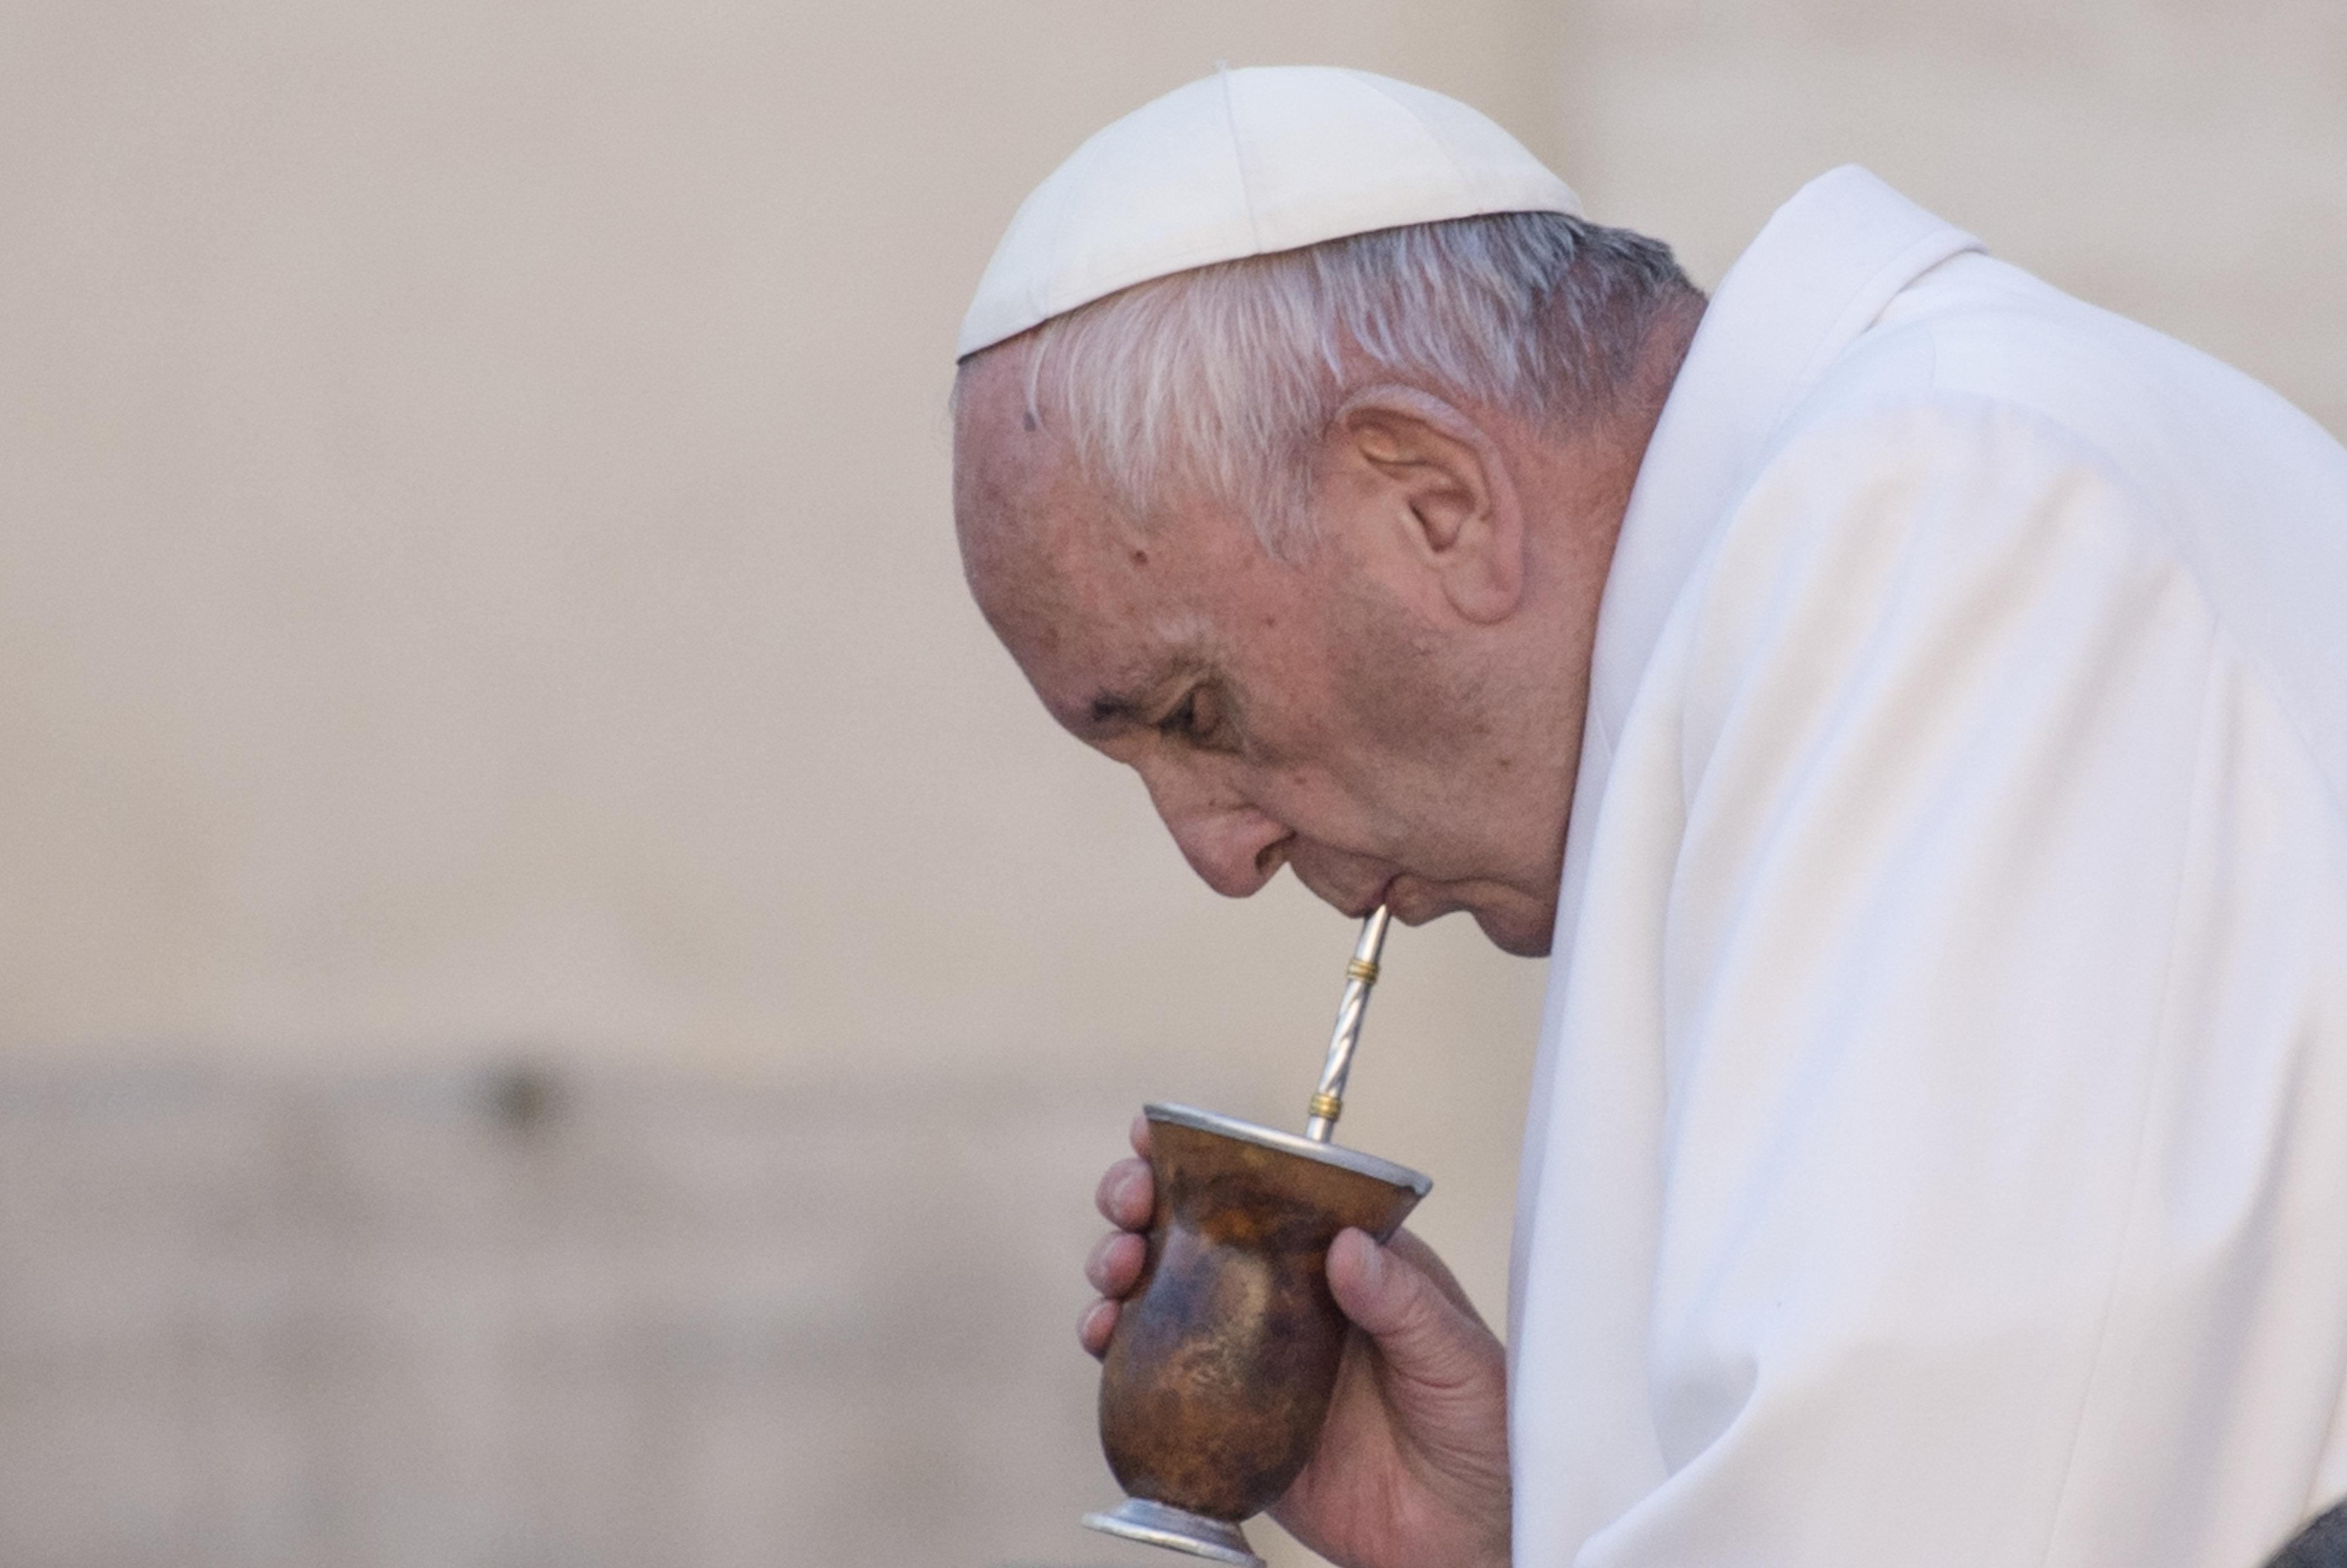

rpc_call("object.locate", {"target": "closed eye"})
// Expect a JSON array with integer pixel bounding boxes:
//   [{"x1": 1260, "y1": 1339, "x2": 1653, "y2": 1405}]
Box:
[
  {"x1": 1156, "y1": 690, "x2": 1203, "y2": 740},
  {"x1": 1155, "y1": 686, "x2": 1232, "y2": 751}
]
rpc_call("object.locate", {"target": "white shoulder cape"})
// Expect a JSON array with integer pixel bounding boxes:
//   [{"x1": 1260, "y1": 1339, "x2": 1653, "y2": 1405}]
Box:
[{"x1": 1509, "y1": 167, "x2": 2347, "y2": 1568}]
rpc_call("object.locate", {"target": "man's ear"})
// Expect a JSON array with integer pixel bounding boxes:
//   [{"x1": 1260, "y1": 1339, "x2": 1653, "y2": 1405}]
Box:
[{"x1": 1331, "y1": 386, "x2": 1525, "y2": 624}]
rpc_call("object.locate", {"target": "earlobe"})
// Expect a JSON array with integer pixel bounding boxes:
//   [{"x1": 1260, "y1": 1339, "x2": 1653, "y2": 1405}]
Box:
[{"x1": 1335, "y1": 387, "x2": 1526, "y2": 626}]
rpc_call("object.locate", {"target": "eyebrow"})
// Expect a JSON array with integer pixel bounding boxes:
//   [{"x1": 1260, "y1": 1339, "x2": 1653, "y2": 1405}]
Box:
[{"x1": 1080, "y1": 665, "x2": 1193, "y2": 736}]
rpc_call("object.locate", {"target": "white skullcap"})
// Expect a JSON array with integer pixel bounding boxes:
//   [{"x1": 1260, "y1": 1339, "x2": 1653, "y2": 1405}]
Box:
[{"x1": 956, "y1": 65, "x2": 1582, "y2": 359}]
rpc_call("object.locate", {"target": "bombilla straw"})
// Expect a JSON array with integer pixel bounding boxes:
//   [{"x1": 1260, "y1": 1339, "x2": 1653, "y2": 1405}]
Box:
[{"x1": 1304, "y1": 905, "x2": 1393, "y2": 1142}]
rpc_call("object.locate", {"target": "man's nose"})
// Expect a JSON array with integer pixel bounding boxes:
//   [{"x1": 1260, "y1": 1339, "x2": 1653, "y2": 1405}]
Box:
[{"x1": 1138, "y1": 766, "x2": 1291, "y2": 898}]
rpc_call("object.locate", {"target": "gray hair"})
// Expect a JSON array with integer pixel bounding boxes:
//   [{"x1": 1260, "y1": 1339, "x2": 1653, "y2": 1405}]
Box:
[{"x1": 959, "y1": 211, "x2": 1702, "y2": 556}]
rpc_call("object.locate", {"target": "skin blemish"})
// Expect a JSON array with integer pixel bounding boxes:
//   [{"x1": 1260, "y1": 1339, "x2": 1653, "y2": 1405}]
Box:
[{"x1": 1130, "y1": 547, "x2": 1149, "y2": 567}]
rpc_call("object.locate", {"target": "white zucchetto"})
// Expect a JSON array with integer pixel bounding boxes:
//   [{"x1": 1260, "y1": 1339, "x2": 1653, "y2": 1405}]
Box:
[{"x1": 956, "y1": 65, "x2": 1582, "y2": 359}]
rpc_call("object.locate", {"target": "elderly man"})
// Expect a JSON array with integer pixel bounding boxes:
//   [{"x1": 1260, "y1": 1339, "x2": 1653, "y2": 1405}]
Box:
[{"x1": 952, "y1": 67, "x2": 2347, "y2": 1568}]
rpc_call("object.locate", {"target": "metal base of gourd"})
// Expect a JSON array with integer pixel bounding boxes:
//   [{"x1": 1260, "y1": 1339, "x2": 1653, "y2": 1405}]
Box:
[{"x1": 1083, "y1": 1498, "x2": 1264, "y2": 1567}]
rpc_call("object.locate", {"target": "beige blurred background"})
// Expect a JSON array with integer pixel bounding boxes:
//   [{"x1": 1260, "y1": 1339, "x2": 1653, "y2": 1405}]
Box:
[{"x1": 1, "y1": 3, "x2": 2340, "y2": 1565}]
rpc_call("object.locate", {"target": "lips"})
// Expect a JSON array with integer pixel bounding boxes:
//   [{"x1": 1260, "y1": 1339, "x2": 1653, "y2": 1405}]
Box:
[
  {"x1": 1341, "y1": 875, "x2": 1400, "y2": 920},
  {"x1": 1286, "y1": 852, "x2": 1399, "y2": 919}
]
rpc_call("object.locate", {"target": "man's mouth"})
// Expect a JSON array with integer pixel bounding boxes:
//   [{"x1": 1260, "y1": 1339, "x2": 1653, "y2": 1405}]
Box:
[{"x1": 1341, "y1": 875, "x2": 1400, "y2": 920}]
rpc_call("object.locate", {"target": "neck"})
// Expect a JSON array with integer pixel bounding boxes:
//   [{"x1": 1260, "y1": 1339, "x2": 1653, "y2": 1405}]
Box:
[
  {"x1": 1599, "y1": 294, "x2": 1706, "y2": 505},
  {"x1": 1500, "y1": 297, "x2": 1709, "y2": 950},
  {"x1": 1540, "y1": 294, "x2": 1706, "y2": 608}
]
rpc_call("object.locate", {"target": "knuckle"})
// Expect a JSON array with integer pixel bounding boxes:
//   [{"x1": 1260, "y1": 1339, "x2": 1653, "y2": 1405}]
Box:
[{"x1": 1363, "y1": 1260, "x2": 1447, "y2": 1342}]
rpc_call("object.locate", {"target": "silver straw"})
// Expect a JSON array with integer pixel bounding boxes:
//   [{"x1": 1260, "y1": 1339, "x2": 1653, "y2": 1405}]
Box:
[{"x1": 1304, "y1": 905, "x2": 1392, "y2": 1142}]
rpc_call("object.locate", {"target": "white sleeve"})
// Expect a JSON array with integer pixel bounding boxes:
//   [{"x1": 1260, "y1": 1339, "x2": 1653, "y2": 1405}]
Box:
[{"x1": 1581, "y1": 397, "x2": 2347, "y2": 1568}]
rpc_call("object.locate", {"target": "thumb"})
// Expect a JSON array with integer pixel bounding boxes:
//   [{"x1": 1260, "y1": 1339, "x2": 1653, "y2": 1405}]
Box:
[{"x1": 1325, "y1": 1228, "x2": 1486, "y2": 1390}]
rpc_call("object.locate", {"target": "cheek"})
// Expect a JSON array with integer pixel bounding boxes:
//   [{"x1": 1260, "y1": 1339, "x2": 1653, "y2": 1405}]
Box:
[
  {"x1": 1260, "y1": 710, "x2": 1410, "y2": 815},
  {"x1": 1232, "y1": 755, "x2": 1398, "y2": 851},
  {"x1": 1314, "y1": 578, "x2": 1467, "y2": 763}
]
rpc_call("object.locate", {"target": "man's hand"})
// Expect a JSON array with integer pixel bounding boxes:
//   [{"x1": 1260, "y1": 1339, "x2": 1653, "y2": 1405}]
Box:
[{"x1": 1083, "y1": 1116, "x2": 1513, "y2": 1568}]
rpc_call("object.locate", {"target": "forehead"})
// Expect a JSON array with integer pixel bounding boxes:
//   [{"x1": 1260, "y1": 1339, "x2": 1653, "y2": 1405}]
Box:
[
  {"x1": 951, "y1": 347, "x2": 1282, "y2": 728},
  {"x1": 951, "y1": 346, "x2": 1089, "y2": 585}
]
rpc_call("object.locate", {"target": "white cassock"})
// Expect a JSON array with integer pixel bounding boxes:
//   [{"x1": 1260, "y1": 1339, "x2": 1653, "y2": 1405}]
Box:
[{"x1": 1507, "y1": 167, "x2": 2347, "y2": 1567}]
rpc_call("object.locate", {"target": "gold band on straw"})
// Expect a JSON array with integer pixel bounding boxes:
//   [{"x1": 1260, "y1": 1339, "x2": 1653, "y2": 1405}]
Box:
[{"x1": 1304, "y1": 905, "x2": 1392, "y2": 1143}]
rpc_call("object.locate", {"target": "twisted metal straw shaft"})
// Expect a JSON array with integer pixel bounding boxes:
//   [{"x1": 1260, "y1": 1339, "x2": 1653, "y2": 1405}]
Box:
[{"x1": 1304, "y1": 905, "x2": 1392, "y2": 1142}]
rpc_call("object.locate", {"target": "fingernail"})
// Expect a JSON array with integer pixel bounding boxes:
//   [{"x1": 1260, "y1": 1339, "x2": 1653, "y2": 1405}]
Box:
[{"x1": 1351, "y1": 1231, "x2": 1383, "y2": 1287}]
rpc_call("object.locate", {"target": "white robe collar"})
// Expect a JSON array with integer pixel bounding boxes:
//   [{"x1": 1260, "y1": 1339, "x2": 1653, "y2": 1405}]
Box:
[
  {"x1": 1578, "y1": 166, "x2": 1982, "y2": 811},
  {"x1": 1513, "y1": 167, "x2": 1980, "y2": 1340}
]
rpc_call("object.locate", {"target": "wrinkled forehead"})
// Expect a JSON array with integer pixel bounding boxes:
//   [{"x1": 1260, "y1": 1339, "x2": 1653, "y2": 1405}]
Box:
[
  {"x1": 953, "y1": 345, "x2": 1114, "y2": 614},
  {"x1": 953, "y1": 348, "x2": 1202, "y2": 713},
  {"x1": 953, "y1": 354, "x2": 1164, "y2": 638},
  {"x1": 952, "y1": 346, "x2": 1066, "y2": 553}
]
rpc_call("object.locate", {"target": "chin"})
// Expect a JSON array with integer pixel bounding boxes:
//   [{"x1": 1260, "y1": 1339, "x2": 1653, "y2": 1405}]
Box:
[
  {"x1": 1470, "y1": 903, "x2": 1555, "y2": 959},
  {"x1": 1386, "y1": 880, "x2": 1557, "y2": 958}
]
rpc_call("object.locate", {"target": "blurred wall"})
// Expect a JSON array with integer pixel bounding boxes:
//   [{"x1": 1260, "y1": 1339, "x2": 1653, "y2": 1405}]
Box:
[
  {"x1": 1549, "y1": 0, "x2": 2347, "y2": 431},
  {"x1": 0, "y1": 6, "x2": 1553, "y2": 1566},
  {"x1": 0, "y1": 0, "x2": 1549, "y2": 1076},
  {"x1": 0, "y1": 2, "x2": 2340, "y2": 1566},
  {"x1": 0, "y1": 0, "x2": 1549, "y2": 1249}
]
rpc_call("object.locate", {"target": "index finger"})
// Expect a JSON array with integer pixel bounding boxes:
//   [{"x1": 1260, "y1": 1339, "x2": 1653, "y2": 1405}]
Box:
[
  {"x1": 1129, "y1": 1112, "x2": 1152, "y2": 1159},
  {"x1": 1095, "y1": 1156, "x2": 1153, "y2": 1228}
]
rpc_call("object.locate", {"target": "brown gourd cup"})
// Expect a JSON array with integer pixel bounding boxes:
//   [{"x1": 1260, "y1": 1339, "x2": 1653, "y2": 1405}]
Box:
[{"x1": 1082, "y1": 1102, "x2": 1432, "y2": 1567}]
